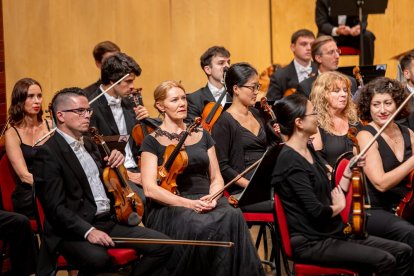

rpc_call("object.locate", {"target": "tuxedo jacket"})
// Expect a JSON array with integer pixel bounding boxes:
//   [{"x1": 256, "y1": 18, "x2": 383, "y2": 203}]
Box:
[
  {"x1": 266, "y1": 61, "x2": 318, "y2": 101},
  {"x1": 296, "y1": 73, "x2": 358, "y2": 98},
  {"x1": 84, "y1": 79, "x2": 101, "y2": 99},
  {"x1": 315, "y1": 0, "x2": 368, "y2": 36},
  {"x1": 33, "y1": 133, "x2": 105, "y2": 275},
  {"x1": 89, "y1": 88, "x2": 140, "y2": 162},
  {"x1": 186, "y1": 85, "x2": 232, "y2": 121}
]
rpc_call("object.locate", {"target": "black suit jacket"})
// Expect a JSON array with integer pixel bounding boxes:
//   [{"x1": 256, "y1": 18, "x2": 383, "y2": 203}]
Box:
[
  {"x1": 296, "y1": 73, "x2": 358, "y2": 98},
  {"x1": 84, "y1": 79, "x2": 102, "y2": 99},
  {"x1": 186, "y1": 85, "x2": 232, "y2": 121},
  {"x1": 89, "y1": 89, "x2": 140, "y2": 162},
  {"x1": 33, "y1": 133, "x2": 105, "y2": 275},
  {"x1": 266, "y1": 61, "x2": 318, "y2": 101},
  {"x1": 315, "y1": 0, "x2": 368, "y2": 36}
]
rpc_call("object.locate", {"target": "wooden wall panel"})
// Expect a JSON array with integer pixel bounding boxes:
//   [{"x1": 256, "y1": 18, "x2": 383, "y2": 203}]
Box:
[
  {"x1": 0, "y1": 0, "x2": 6, "y2": 131},
  {"x1": 2, "y1": 0, "x2": 412, "y2": 117}
]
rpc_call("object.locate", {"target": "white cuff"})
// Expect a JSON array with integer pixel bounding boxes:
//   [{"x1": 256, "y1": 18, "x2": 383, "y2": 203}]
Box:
[{"x1": 84, "y1": 227, "x2": 95, "y2": 239}]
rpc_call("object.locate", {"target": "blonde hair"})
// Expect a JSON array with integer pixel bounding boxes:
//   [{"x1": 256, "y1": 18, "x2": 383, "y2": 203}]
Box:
[
  {"x1": 310, "y1": 71, "x2": 358, "y2": 134},
  {"x1": 153, "y1": 80, "x2": 186, "y2": 114}
]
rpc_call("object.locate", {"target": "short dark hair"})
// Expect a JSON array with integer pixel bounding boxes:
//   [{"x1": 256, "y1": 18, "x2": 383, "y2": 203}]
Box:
[
  {"x1": 358, "y1": 77, "x2": 409, "y2": 122},
  {"x1": 8, "y1": 78, "x2": 43, "y2": 126},
  {"x1": 400, "y1": 51, "x2": 414, "y2": 71},
  {"x1": 200, "y1": 46, "x2": 231, "y2": 69},
  {"x1": 101, "y1": 52, "x2": 142, "y2": 85},
  {"x1": 291, "y1": 29, "x2": 315, "y2": 44},
  {"x1": 225, "y1": 62, "x2": 258, "y2": 97},
  {"x1": 274, "y1": 93, "x2": 309, "y2": 137},
  {"x1": 311, "y1": 35, "x2": 335, "y2": 63},
  {"x1": 51, "y1": 87, "x2": 87, "y2": 124},
  {"x1": 92, "y1": 41, "x2": 120, "y2": 62}
]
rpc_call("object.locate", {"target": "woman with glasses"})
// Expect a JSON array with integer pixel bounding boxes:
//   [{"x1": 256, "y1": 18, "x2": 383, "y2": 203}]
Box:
[
  {"x1": 311, "y1": 71, "x2": 361, "y2": 168},
  {"x1": 357, "y1": 77, "x2": 414, "y2": 273},
  {"x1": 5, "y1": 78, "x2": 51, "y2": 218},
  {"x1": 140, "y1": 80, "x2": 264, "y2": 275},
  {"x1": 272, "y1": 93, "x2": 411, "y2": 275},
  {"x1": 211, "y1": 62, "x2": 270, "y2": 195}
]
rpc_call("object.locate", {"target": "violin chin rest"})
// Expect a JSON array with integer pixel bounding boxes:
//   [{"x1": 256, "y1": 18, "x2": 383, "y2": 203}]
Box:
[{"x1": 128, "y1": 212, "x2": 141, "y2": 226}]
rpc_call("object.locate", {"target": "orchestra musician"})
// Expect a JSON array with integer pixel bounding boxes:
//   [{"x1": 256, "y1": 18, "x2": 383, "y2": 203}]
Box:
[
  {"x1": 5, "y1": 78, "x2": 52, "y2": 218},
  {"x1": 266, "y1": 29, "x2": 317, "y2": 101},
  {"x1": 212, "y1": 62, "x2": 269, "y2": 195},
  {"x1": 32, "y1": 87, "x2": 172, "y2": 276},
  {"x1": 272, "y1": 93, "x2": 412, "y2": 275},
  {"x1": 357, "y1": 77, "x2": 414, "y2": 273},
  {"x1": 296, "y1": 35, "x2": 358, "y2": 98},
  {"x1": 83, "y1": 41, "x2": 121, "y2": 97},
  {"x1": 186, "y1": 46, "x2": 231, "y2": 121},
  {"x1": 311, "y1": 71, "x2": 361, "y2": 167},
  {"x1": 140, "y1": 80, "x2": 265, "y2": 275},
  {"x1": 399, "y1": 51, "x2": 414, "y2": 130}
]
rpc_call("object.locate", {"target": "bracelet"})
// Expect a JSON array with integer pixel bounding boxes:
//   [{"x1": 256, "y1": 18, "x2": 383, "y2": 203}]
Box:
[{"x1": 342, "y1": 174, "x2": 352, "y2": 180}]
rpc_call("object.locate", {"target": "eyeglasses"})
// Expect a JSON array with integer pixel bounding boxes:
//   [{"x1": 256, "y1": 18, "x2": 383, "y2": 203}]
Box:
[
  {"x1": 240, "y1": 83, "x2": 261, "y2": 92},
  {"x1": 60, "y1": 108, "x2": 94, "y2": 117},
  {"x1": 303, "y1": 112, "x2": 318, "y2": 117},
  {"x1": 321, "y1": 48, "x2": 341, "y2": 56}
]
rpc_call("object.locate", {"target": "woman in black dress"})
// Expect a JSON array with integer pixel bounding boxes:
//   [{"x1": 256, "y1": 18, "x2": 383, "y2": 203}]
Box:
[
  {"x1": 212, "y1": 62, "x2": 268, "y2": 195},
  {"x1": 357, "y1": 77, "x2": 414, "y2": 273},
  {"x1": 140, "y1": 80, "x2": 264, "y2": 276},
  {"x1": 272, "y1": 93, "x2": 411, "y2": 275}
]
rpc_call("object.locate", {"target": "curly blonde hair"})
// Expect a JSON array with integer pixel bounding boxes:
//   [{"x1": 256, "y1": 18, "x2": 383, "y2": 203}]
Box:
[{"x1": 310, "y1": 71, "x2": 358, "y2": 134}]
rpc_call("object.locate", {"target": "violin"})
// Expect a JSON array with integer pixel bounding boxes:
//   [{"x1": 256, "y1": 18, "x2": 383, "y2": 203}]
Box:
[
  {"x1": 260, "y1": 96, "x2": 286, "y2": 143},
  {"x1": 395, "y1": 172, "x2": 414, "y2": 223},
  {"x1": 353, "y1": 66, "x2": 364, "y2": 88},
  {"x1": 283, "y1": 88, "x2": 297, "y2": 97},
  {"x1": 89, "y1": 127, "x2": 144, "y2": 225},
  {"x1": 130, "y1": 88, "x2": 156, "y2": 146},
  {"x1": 0, "y1": 118, "x2": 10, "y2": 151},
  {"x1": 200, "y1": 68, "x2": 228, "y2": 133},
  {"x1": 158, "y1": 117, "x2": 201, "y2": 194},
  {"x1": 347, "y1": 127, "x2": 369, "y2": 238}
]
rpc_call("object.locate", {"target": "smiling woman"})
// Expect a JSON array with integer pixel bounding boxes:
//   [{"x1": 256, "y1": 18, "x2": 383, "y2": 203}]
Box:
[{"x1": 4, "y1": 78, "x2": 52, "y2": 218}]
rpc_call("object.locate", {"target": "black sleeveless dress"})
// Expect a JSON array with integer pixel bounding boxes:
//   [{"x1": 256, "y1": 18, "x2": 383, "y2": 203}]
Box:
[{"x1": 140, "y1": 129, "x2": 264, "y2": 276}]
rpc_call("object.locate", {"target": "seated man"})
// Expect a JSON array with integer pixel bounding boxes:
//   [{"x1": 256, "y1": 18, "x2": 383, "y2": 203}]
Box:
[
  {"x1": 33, "y1": 87, "x2": 172, "y2": 276},
  {"x1": 266, "y1": 29, "x2": 317, "y2": 101},
  {"x1": 316, "y1": 0, "x2": 376, "y2": 65}
]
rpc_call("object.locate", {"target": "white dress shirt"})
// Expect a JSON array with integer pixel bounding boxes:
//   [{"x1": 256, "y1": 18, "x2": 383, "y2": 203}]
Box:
[
  {"x1": 208, "y1": 82, "x2": 227, "y2": 106},
  {"x1": 294, "y1": 59, "x2": 313, "y2": 83}
]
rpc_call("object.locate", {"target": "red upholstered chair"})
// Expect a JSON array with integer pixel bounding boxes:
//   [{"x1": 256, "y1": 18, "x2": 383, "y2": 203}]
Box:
[
  {"x1": 34, "y1": 190, "x2": 139, "y2": 275},
  {"x1": 274, "y1": 194, "x2": 358, "y2": 276},
  {"x1": 339, "y1": 46, "x2": 360, "y2": 56}
]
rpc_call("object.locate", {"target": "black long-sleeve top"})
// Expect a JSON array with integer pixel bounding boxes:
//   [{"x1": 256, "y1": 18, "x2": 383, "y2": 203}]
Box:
[{"x1": 272, "y1": 144, "x2": 346, "y2": 240}]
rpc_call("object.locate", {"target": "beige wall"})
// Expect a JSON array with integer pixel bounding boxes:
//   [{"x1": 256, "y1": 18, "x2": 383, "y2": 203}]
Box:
[{"x1": 3, "y1": 0, "x2": 413, "y2": 116}]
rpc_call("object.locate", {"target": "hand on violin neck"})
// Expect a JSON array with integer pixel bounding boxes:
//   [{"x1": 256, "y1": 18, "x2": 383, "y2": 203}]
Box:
[
  {"x1": 105, "y1": 149, "x2": 125, "y2": 168},
  {"x1": 134, "y1": 105, "x2": 150, "y2": 121}
]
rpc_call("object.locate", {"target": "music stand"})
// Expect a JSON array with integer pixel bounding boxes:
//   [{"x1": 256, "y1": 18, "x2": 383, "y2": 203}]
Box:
[
  {"x1": 330, "y1": 0, "x2": 388, "y2": 66},
  {"x1": 235, "y1": 144, "x2": 282, "y2": 208},
  {"x1": 96, "y1": 134, "x2": 129, "y2": 158}
]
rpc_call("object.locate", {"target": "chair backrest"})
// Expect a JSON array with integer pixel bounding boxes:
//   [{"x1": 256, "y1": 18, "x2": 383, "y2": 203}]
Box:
[
  {"x1": 0, "y1": 154, "x2": 17, "y2": 212},
  {"x1": 274, "y1": 193, "x2": 292, "y2": 258},
  {"x1": 332, "y1": 151, "x2": 353, "y2": 223}
]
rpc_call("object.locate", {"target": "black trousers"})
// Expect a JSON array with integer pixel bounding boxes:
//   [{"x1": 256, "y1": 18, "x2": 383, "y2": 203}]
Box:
[
  {"x1": 291, "y1": 233, "x2": 412, "y2": 276},
  {"x1": 59, "y1": 215, "x2": 173, "y2": 276},
  {"x1": 335, "y1": 29, "x2": 376, "y2": 65},
  {"x1": 367, "y1": 208, "x2": 414, "y2": 275},
  {"x1": 0, "y1": 210, "x2": 37, "y2": 276}
]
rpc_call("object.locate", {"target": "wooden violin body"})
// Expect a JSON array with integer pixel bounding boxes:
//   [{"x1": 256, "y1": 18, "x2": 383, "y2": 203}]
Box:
[
  {"x1": 130, "y1": 88, "x2": 156, "y2": 146},
  {"x1": 158, "y1": 144, "x2": 188, "y2": 194},
  {"x1": 201, "y1": 101, "x2": 223, "y2": 133},
  {"x1": 395, "y1": 171, "x2": 414, "y2": 223},
  {"x1": 350, "y1": 166, "x2": 367, "y2": 238}
]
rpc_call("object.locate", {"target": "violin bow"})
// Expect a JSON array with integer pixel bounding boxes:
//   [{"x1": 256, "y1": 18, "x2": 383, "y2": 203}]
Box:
[
  {"x1": 113, "y1": 237, "x2": 234, "y2": 247},
  {"x1": 33, "y1": 73, "x2": 130, "y2": 147}
]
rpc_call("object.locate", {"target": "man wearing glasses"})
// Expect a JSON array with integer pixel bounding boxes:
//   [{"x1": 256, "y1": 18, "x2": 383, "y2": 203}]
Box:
[
  {"x1": 296, "y1": 35, "x2": 357, "y2": 98},
  {"x1": 32, "y1": 88, "x2": 172, "y2": 276}
]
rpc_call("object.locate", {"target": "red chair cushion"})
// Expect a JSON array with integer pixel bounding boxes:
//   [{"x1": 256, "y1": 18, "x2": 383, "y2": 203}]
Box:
[
  {"x1": 295, "y1": 263, "x2": 356, "y2": 275},
  {"x1": 243, "y1": 213, "x2": 274, "y2": 223},
  {"x1": 0, "y1": 155, "x2": 17, "y2": 212},
  {"x1": 338, "y1": 46, "x2": 360, "y2": 55}
]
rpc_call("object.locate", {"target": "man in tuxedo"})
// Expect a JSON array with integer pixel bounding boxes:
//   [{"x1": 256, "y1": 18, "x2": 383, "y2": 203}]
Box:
[
  {"x1": 400, "y1": 51, "x2": 414, "y2": 130},
  {"x1": 0, "y1": 210, "x2": 37, "y2": 275},
  {"x1": 84, "y1": 41, "x2": 121, "y2": 97},
  {"x1": 266, "y1": 29, "x2": 317, "y2": 101},
  {"x1": 187, "y1": 46, "x2": 231, "y2": 121},
  {"x1": 316, "y1": 0, "x2": 375, "y2": 65},
  {"x1": 89, "y1": 52, "x2": 154, "y2": 189},
  {"x1": 297, "y1": 35, "x2": 357, "y2": 98},
  {"x1": 33, "y1": 88, "x2": 172, "y2": 276}
]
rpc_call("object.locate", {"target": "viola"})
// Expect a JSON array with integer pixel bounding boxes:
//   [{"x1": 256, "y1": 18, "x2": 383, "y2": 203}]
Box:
[
  {"x1": 200, "y1": 68, "x2": 228, "y2": 133},
  {"x1": 158, "y1": 117, "x2": 201, "y2": 194},
  {"x1": 130, "y1": 88, "x2": 156, "y2": 146},
  {"x1": 89, "y1": 127, "x2": 144, "y2": 225},
  {"x1": 395, "y1": 172, "x2": 414, "y2": 222},
  {"x1": 347, "y1": 127, "x2": 369, "y2": 238}
]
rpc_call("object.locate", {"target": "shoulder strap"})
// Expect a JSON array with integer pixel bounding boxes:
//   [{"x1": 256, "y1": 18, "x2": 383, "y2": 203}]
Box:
[{"x1": 11, "y1": 126, "x2": 23, "y2": 143}]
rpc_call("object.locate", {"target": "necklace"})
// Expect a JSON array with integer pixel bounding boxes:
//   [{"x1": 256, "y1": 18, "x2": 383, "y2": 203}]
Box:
[{"x1": 154, "y1": 128, "x2": 186, "y2": 141}]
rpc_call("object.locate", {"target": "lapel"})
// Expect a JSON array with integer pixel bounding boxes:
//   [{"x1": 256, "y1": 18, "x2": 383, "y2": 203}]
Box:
[
  {"x1": 288, "y1": 61, "x2": 299, "y2": 84},
  {"x1": 52, "y1": 133, "x2": 95, "y2": 203},
  {"x1": 311, "y1": 62, "x2": 318, "y2": 75},
  {"x1": 121, "y1": 99, "x2": 137, "y2": 149},
  {"x1": 201, "y1": 85, "x2": 216, "y2": 103},
  {"x1": 97, "y1": 96, "x2": 120, "y2": 134}
]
